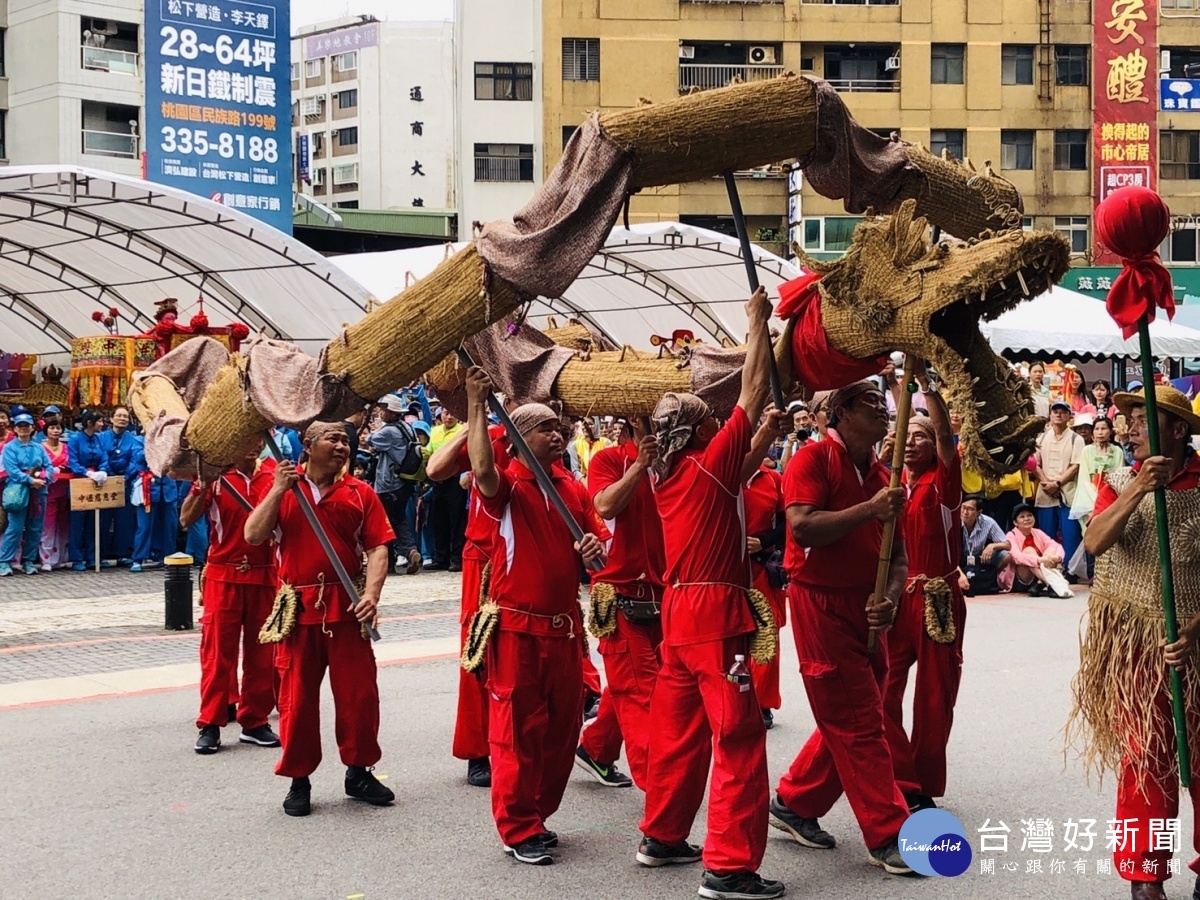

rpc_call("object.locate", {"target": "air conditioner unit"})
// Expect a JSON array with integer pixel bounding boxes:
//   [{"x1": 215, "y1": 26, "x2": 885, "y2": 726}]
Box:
[
  {"x1": 301, "y1": 97, "x2": 323, "y2": 117},
  {"x1": 885, "y1": 55, "x2": 901, "y2": 71},
  {"x1": 333, "y1": 163, "x2": 359, "y2": 186},
  {"x1": 748, "y1": 46, "x2": 776, "y2": 65},
  {"x1": 91, "y1": 19, "x2": 118, "y2": 35},
  {"x1": 679, "y1": 45, "x2": 695, "y2": 60}
]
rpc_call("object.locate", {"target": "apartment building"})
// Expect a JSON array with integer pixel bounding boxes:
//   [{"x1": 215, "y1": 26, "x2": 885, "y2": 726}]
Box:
[{"x1": 290, "y1": 17, "x2": 454, "y2": 213}]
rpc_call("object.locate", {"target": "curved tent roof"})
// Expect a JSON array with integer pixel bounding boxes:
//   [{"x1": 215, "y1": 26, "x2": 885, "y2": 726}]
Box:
[
  {"x1": 331, "y1": 222, "x2": 801, "y2": 348},
  {"x1": 0, "y1": 166, "x2": 372, "y2": 366}
]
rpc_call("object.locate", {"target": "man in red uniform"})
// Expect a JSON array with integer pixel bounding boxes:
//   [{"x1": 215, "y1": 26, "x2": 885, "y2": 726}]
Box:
[
  {"x1": 574, "y1": 419, "x2": 663, "y2": 790},
  {"x1": 768, "y1": 380, "x2": 914, "y2": 876},
  {"x1": 744, "y1": 459, "x2": 787, "y2": 730},
  {"x1": 244, "y1": 421, "x2": 395, "y2": 817},
  {"x1": 638, "y1": 287, "x2": 785, "y2": 900},
  {"x1": 883, "y1": 366, "x2": 963, "y2": 811},
  {"x1": 181, "y1": 439, "x2": 279, "y2": 754},
  {"x1": 464, "y1": 371, "x2": 608, "y2": 866}
]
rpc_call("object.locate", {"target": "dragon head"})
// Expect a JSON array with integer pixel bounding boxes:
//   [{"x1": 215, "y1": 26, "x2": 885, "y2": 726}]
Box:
[{"x1": 801, "y1": 200, "x2": 1071, "y2": 478}]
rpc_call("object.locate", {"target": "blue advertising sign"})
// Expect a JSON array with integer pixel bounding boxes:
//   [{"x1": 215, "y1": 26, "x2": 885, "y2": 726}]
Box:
[
  {"x1": 299, "y1": 133, "x2": 310, "y2": 184},
  {"x1": 145, "y1": 0, "x2": 293, "y2": 234},
  {"x1": 1161, "y1": 78, "x2": 1200, "y2": 111}
]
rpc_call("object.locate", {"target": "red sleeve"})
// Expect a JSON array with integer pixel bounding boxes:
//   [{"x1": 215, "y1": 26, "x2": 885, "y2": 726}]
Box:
[
  {"x1": 783, "y1": 442, "x2": 830, "y2": 510},
  {"x1": 568, "y1": 479, "x2": 610, "y2": 542},
  {"x1": 938, "y1": 453, "x2": 963, "y2": 509},
  {"x1": 452, "y1": 441, "x2": 471, "y2": 477},
  {"x1": 479, "y1": 468, "x2": 514, "y2": 518},
  {"x1": 769, "y1": 468, "x2": 784, "y2": 514},
  {"x1": 1091, "y1": 479, "x2": 1120, "y2": 521},
  {"x1": 702, "y1": 405, "x2": 752, "y2": 490},
  {"x1": 360, "y1": 486, "x2": 395, "y2": 551},
  {"x1": 586, "y1": 447, "x2": 624, "y2": 499}
]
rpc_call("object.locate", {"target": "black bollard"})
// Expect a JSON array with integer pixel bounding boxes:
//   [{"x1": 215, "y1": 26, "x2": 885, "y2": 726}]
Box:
[{"x1": 164, "y1": 552, "x2": 195, "y2": 631}]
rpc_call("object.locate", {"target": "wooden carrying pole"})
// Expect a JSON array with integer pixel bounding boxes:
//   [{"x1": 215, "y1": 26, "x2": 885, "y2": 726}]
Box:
[{"x1": 868, "y1": 355, "x2": 917, "y2": 654}]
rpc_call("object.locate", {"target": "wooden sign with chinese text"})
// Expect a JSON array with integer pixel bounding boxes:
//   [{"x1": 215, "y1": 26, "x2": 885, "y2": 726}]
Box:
[
  {"x1": 70, "y1": 476, "x2": 126, "y2": 511},
  {"x1": 1094, "y1": 0, "x2": 1159, "y2": 264}
]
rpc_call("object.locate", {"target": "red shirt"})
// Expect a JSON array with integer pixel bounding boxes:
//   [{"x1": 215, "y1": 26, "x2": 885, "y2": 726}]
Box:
[
  {"x1": 479, "y1": 457, "x2": 608, "y2": 636},
  {"x1": 655, "y1": 405, "x2": 754, "y2": 646},
  {"x1": 1092, "y1": 453, "x2": 1200, "y2": 521},
  {"x1": 459, "y1": 425, "x2": 511, "y2": 563},
  {"x1": 901, "y1": 454, "x2": 962, "y2": 580},
  {"x1": 744, "y1": 465, "x2": 783, "y2": 538},
  {"x1": 276, "y1": 470, "x2": 394, "y2": 625},
  {"x1": 588, "y1": 442, "x2": 666, "y2": 600},
  {"x1": 784, "y1": 429, "x2": 903, "y2": 590},
  {"x1": 202, "y1": 465, "x2": 278, "y2": 586}
]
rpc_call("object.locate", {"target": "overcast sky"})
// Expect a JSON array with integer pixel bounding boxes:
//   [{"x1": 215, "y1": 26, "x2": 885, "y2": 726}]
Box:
[{"x1": 290, "y1": 0, "x2": 454, "y2": 30}]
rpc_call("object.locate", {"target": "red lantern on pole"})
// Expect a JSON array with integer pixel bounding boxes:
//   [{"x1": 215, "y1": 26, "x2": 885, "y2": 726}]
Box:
[{"x1": 1094, "y1": 186, "x2": 1175, "y2": 339}]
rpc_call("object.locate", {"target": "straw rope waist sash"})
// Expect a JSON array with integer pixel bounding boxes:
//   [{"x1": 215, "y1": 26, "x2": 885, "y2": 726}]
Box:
[
  {"x1": 462, "y1": 564, "x2": 582, "y2": 673},
  {"x1": 259, "y1": 570, "x2": 369, "y2": 644},
  {"x1": 905, "y1": 572, "x2": 959, "y2": 645},
  {"x1": 588, "y1": 582, "x2": 662, "y2": 638}
]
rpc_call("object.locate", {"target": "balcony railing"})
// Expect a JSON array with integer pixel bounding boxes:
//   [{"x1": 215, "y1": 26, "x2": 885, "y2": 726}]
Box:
[
  {"x1": 81, "y1": 46, "x2": 140, "y2": 76},
  {"x1": 82, "y1": 130, "x2": 138, "y2": 158},
  {"x1": 679, "y1": 63, "x2": 785, "y2": 94},
  {"x1": 826, "y1": 77, "x2": 899, "y2": 92}
]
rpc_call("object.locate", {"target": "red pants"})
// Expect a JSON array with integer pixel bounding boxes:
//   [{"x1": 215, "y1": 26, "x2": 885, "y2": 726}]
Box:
[
  {"x1": 453, "y1": 557, "x2": 491, "y2": 760},
  {"x1": 777, "y1": 583, "x2": 909, "y2": 850},
  {"x1": 196, "y1": 580, "x2": 276, "y2": 729},
  {"x1": 582, "y1": 635, "x2": 602, "y2": 695},
  {"x1": 274, "y1": 621, "x2": 381, "y2": 778},
  {"x1": 580, "y1": 613, "x2": 661, "y2": 787},
  {"x1": 882, "y1": 580, "x2": 966, "y2": 798},
  {"x1": 640, "y1": 635, "x2": 768, "y2": 874},
  {"x1": 1113, "y1": 684, "x2": 1200, "y2": 882},
  {"x1": 749, "y1": 565, "x2": 786, "y2": 711},
  {"x1": 487, "y1": 629, "x2": 583, "y2": 846}
]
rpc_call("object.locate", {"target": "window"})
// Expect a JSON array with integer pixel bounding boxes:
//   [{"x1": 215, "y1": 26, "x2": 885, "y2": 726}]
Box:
[
  {"x1": 562, "y1": 38, "x2": 599, "y2": 82},
  {"x1": 0, "y1": 110, "x2": 6, "y2": 160},
  {"x1": 475, "y1": 62, "x2": 534, "y2": 101},
  {"x1": 305, "y1": 59, "x2": 322, "y2": 78},
  {"x1": 334, "y1": 200, "x2": 360, "y2": 209},
  {"x1": 1163, "y1": 223, "x2": 1200, "y2": 264},
  {"x1": 337, "y1": 89, "x2": 358, "y2": 109},
  {"x1": 474, "y1": 143, "x2": 535, "y2": 182},
  {"x1": 1164, "y1": 47, "x2": 1200, "y2": 78},
  {"x1": 871, "y1": 127, "x2": 899, "y2": 140},
  {"x1": 930, "y1": 129, "x2": 965, "y2": 160},
  {"x1": 801, "y1": 216, "x2": 864, "y2": 253},
  {"x1": 1002, "y1": 45, "x2": 1034, "y2": 85},
  {"x1": 0, "y1": 28, "x2": 6, "y2": 77},
  {"x1": 1162, "y1": 131, "x2": 1200, "y2": 179},
  {"x1": 311, "y1": 167, "x2": 325, "y2": 186},
  {"x1": 1054, "y1": 130, "x2": 1088, "y2": 170},
  {"x1": 1055, "y1": 46, "x2": 1088, "y2": 86},
  {"x1": 290, "y1": 62, "x2": 299, "y2": 81},
  {"x1": 562, "y1": 125, "x2": 578, "y2": 149},
  {"x1": 1163, "y1": 0, "x2": 1199, "y2": 9},
  {"x1": 1001, "y1": 130, "x2": 1035, "y2": 170},
  {"x1": 1022, "y1": 216, "x2": 1034, "y2": 231},
  {"x1": 335, "y1": 126, "x2": 358, "y2": 146},
  {"x1": 930, "y1": 44, "x2": 964, "y2": 85},
  {"x1": 332, "y1": 162, "x2": 359, "y2": 185},
  {"x1": 334, "y1": 51, "x2": 357, "y2": 72},
  {"x1": 311, "y1": 132, "x2": 324, "y2": 155},
  {"x1": 1055, "y1": 216, "x2": 1089, "y2": 254}
]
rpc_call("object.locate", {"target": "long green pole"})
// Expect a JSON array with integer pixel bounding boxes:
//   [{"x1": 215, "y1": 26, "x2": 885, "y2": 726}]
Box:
[{"x1": 1136, "y1": 319, "x2": 1191, "y2": 787}]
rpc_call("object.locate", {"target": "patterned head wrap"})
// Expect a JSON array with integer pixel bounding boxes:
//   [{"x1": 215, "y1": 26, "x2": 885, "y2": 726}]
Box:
[
  {"x1": 303, "y1": 420, "x2": 345, "y2": 443},
  {"x1": 652, "y1": 392, "x2": 712, "y2": 480},
  {"x1": 509, "y1": 403, "x2": 559, "y2": 436},
  {"x1": 827, "y1": 381, "x2": 884, "y2": 426},
  {"x1": 908, "y1": 414, "x2": 936, "y2": 441}
]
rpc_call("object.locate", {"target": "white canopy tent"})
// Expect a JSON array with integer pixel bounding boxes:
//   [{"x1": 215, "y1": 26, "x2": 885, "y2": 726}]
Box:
[
  {"x1": 981, "y1": 285, "x2": 1200, "y2": 359},
  {"x1": 0, "y1": 166, "x2": 372, "y2": 368}
]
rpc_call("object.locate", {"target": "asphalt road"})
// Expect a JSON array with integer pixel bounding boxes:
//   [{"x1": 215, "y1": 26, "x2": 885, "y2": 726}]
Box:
[{"x1": 0, "y1": 589, "x2": 1190, "y2": 900}]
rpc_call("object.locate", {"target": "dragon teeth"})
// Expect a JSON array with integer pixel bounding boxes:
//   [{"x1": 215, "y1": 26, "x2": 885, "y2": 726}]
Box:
[
  {"x1": 1006, "y1": 454, "x2": 1015, "y2": 465},
  {"x1": 975, "y1": 401, "x2": 987, "y2": 408},
  {"x1": 980, "y1": 416, "x2": 1009, "y2": 433},
  {"x1": 1017, "y1": 270, "x2": 1030, "y2": 296},
  {"x1": 988, "y1": 446, "x2": 1004, "y2": 455}
]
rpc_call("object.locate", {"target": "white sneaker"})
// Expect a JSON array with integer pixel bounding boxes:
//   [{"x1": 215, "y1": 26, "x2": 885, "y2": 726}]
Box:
[{"x1": 41, "y1": 564, "x2": 52, "y2": 573}]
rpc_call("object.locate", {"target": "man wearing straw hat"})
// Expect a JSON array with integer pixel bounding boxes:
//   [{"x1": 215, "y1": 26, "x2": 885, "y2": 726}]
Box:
[
  {"x1": 244, "y1": 421, "x2": 395, "y2": 817},
  {"x1": 1070, "y1": 384, "x2": 1200, "y2": 900},
  {"x1": 767, "y1": 379, "x2": 914, "y2": 876},
  {"x1": 463, "y1": 371, "x2": 608, "y2": 866},
  {"x1": 637, "y1": 287, "x2": 785, "y2": 900}
]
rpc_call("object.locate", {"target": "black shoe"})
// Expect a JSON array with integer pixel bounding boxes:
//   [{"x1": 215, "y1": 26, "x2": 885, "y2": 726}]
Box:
[
  {"x1": 1132, "y1": 882, "x2": 1167, "y2": 900},
  {"x1": 1190, "y1": 873, "x2": 1199, "y2": 900},
  {"x1": 503, "y1": 836, "x2": 553, "y2": 866},
  {"x1": 467, "y1": 756, "x2": 491, "y2": 787},
  {"x1": 904, "y1": 792, "x2": 937, "y2": 813},
  {"x1": 698, "y1": 870, "x2": 785, "y2": 899},
  {"x1": 636, "y1": 836, "x2": 703, "y2": 867},
  {"x1": 868, "y1": 840, "x2": 917, "y2": 875},
  {"x1": 761, "y1": 709, "x2": 774, "y2": 730},
  {"x1": 1029, "y1": 582, "x2": 1045, "y2": 597},
  {"x1": 448, "y1": 561, "x2": 462, "y2": 573},
  {"x1": 345, "y1": 766, "x2": 395, "y2": 806},
  {"x1": 583, "y1": 691, "x2": 601, "y2": 721},
  {"x1": 283, "y1": 777, "x2": 311, "y2": 817},
  {"x1": 769, "y1": 794, "x2": 836, "y2": 849},
  {"x1": 538, "y1": 829, "x2": 559, "y2": 849},
  {"x1": 574, "y1": 746, "x2": 633, "y2": 787},
  {"x1": 239, "y1": 724, "x2": 281, "y2": 747},
  {"x1": 423, "y1": 562, "x2": 448, "y2": 571},
  {"x1": 227, "y1": 702, "x2": 238, "y2": 723},
  {"x1": 194, "y1": 725, "x2": 221, "y2": 754}
]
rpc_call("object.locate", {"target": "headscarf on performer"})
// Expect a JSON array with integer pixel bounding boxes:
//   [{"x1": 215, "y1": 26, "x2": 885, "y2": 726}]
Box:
[{"x1": 651, "y1": 391, "x2": 711, "y2": 482}]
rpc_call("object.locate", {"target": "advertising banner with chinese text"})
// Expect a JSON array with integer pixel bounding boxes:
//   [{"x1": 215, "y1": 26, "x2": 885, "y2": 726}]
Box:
[
  {"x1": 1094, "y1": 0, "x2": 1159, "y2": 264},
  {"x1": 144, "y1": 0, "x2": 293, "y2": 234}
]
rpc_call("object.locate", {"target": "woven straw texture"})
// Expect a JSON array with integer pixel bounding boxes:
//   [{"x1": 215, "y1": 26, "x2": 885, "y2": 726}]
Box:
[
  {"x1": 186, "y1": 356, "x2": 274, "y2": 465},
  {"x1": 893, "y1": 148, "x2": 1024, "y2": 242},
  {"x1": 554, "y1": 350, "x2": 691, "y2": 418}
]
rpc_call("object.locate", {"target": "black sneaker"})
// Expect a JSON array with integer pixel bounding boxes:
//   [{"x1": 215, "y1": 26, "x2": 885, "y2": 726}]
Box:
[
  {"x1": 538, "y1": 830, "x2": 559, "y2": 849},
  {"x1": 583, "y1": 691, "x2": 601, "y2": 721},
  {"x1": 283, "y1": 777, "x2": 311, "y2": 817},
  {"x1": 698, "y1": 870, "x2": 785, "y2": 899},
  {"x1": 227, "y1": 702, "x2": 237, "y2": 723},
  {"x1": 904, "y1": 792, "x2": 937, "y2": 813},
  {"x1": 194, "y1": 725, "x2": 221, "y2": 755},
  {"x1": 345, "y1": 766, "x2": 395, "y2": 806},
  {"x1": 467, "y1": 756, "x2": 491, "y2": 788},
  {"x1": 636, "y1": 836, "x2": 703, "y2": 867},
  {"x1": 868, "y1": 840, "x2": 916, "y2": 875},
  {"x1": 239, "y1": 724, "x2": 281, "y2": 747},
  {"x1": 1191, "y1": 872, "x2": 1200, "y2": 900},
  {"x1": 762, "y1": 709, "x2": 774, "y2": 730},
  {"x1": 768, "y1": 795, "x2": 836, "y2": 849},
  {"x1": 503, "y1": 836, "x2": 553, "y2": 866},
  {"x1": 1029, "y1": 582, "x2": 1045, "y2": 597},
  {"x1": 574, "y1": 746, "x2": 633, "y2": 787}
]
